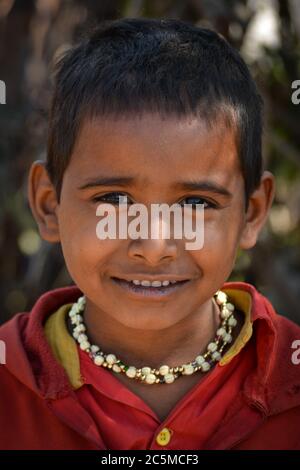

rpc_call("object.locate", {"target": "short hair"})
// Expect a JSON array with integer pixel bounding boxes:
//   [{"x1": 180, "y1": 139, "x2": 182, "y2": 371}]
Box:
[{"x1": 46, "y1": 17, "x2": 264, "y2": 210}]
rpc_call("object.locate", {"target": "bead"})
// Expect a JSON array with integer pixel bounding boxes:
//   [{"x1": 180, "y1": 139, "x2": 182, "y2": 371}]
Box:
[
  {"x1": 74, "y1": 324, "x2": 86, "y2": 334},
  {"x1": 228, "y1": 317, "x2": 237, "y2": 327},
  {"x1": 145, "y1": 373, "x2": 156, "y2": 384},
  {"x1": 182, "y1": 364, "x2": 194, "y2": 375},
  {"x1": 159, "y1": 365, "x2": 169, "y2": 376},
  {"x1": 73, "y1": 331, "x2": 79, "y2": 340},
  {"x1": 78, "y1": 333, "x2": 88, "y2": 343},
  {"x1": 141, "y1": 367, "x2": 152, "y2": 375},
  {"x1": 79, "y1": 340, "x2": 90, "y2": 351},
  {"x1": 112, "y1": 364, "x2": 121, "y2": 373},
  {"x1": 91, "y1": 345, "x2": 100, "y2": 353},
  {"x1": 221, "y1": 308, "x2": 231, "y2": 319},
  {"x1": 207, "y1": 342, "x2": 218, "y2": 352},
  {"x1": 201, "y1": 361, "x2": 211, "y2": 371},
  {"x1": 195, "y1": 355, "x2": 205, "y2": 365},
  {"x1": 212, "y1": 351, "x2": 221, "y2": 361},
  {"x1": 78, "y1": 296, "x2": 85, "y2": 305},
  {"x1": 226, "y1": 302, "x2": 235, "y2": 312},
  {"x1": 94, "y1": 355, "x2": 104, "y2": 366},
  {"x1": 106, "y1": 354, "x2": 117, "y2": 365},
  {"x1": 164, "y1": 373, "x2": 175, "y2": 384},
  {"x1": 126, "y1": 367, "x2": 137, "y2": 378},
  {"x1": 217, "y1": 327, "x2": 226, "y2": 337},
  {"x1": 223, "y1": 333, "x2": 232, "y2": 343},
  {"x1": 216, "y1": 291, "x2": 227, "y2": 305}
]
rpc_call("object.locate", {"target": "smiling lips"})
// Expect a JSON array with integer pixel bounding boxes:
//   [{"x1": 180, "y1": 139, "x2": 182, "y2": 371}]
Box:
[
  {"x1": 111, "y1": 276, "x2": 190, "y2": 298},
  {"x1": 112, "y1": 276, "x2": 190, "y2": 288}
]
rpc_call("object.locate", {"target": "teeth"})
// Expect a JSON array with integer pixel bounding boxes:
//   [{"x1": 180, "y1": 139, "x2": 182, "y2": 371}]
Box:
[{"x1": 131, "y1": 279, "x2": 178, "y2": 287}]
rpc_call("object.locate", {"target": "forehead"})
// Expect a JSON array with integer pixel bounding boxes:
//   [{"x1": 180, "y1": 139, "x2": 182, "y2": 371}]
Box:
[{"x1": 67, "y1": 113, "x2": 241, "y2": 188}]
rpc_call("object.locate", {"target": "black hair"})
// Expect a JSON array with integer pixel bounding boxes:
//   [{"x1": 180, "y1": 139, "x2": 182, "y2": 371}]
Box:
[{"x1": 46, "y1": 17, "x2": 264, "y2": 210}]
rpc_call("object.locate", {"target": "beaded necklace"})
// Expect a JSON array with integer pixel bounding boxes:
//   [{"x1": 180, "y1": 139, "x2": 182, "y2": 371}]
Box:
[{"x1": 69, "y1": 290, "x2": 237, "y2": 385}]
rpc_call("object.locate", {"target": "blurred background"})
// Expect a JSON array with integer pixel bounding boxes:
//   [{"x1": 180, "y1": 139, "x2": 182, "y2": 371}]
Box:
[{"x1": 0, "y1": 0, "x2": 299, "y2": 325}]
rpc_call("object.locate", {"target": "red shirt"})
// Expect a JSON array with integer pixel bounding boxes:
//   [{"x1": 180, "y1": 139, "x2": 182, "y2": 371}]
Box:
[
  {"x1": 0, "y1": 282, "x2": 300, "y2": 450},
  {"x1": 76, "y1": 339, "x2": 255, "y2": 450}
]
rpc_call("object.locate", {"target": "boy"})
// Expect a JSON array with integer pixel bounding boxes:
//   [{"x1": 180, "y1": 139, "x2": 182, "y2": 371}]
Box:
[{"x1": 0, "y1": 18, "x2": 300, "y2": 450}]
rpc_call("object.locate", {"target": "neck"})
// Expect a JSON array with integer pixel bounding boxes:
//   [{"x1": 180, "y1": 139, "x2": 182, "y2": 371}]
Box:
[{"x1": 83, "y1": 297, "x2": 221, "y2": 369}]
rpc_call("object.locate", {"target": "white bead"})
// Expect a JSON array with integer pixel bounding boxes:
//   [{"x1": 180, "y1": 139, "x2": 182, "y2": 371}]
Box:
[
  {"x1": 164, "y1": 373, "x2": 175, "y2": 384},
  {"x1": 196, "y1": 355, "x2": 205, "y2": 365},
  {"x1": 159, "y1": 365, "x2": 169, "y2": 376},
  {"x1": 78, "y1": 333, "x2": 88, "y2": 343},
  {"x1": 106, "y1": 354, "x2": 117, "y2": 365},
  {"x1": 80, "y1": 340, "x2": 90, "y2": 351},
  {"x1": 78, "y1": 296, "x2": 85, "y2": 305},
  {"x1": 126, "y1": 367, "x2": 137, "y2": 378},
  {"x1": 91, "y1": 345, "x2": 100, "y2": 353},
  {"x1": 201, "y1": 361, "x2": 211, "y2": 371},
  {"x1": 228, "y1": 317, "x2": 237, "y2": 326},
  {"x1": 75, "y1": 314, "x2": 83, "y2": 323},
  {"x1": 208, "y1": 342, "x2": 218, "y2": 352},
  {"x1": 72, "y1": 331, "x2": 79, "y2": 340},
  {"x1": 112, "y1": 364, "x2": 121, "y2": 373},
  {"x1": 182, "y1": 364, "x2": 194, "y2": 375},
  {"x1": 141, "y1": 367, "x2": 152, "y2": 375},
  {"x1": 226, "y1": 302, "x2": 235, "y2": 312},
  {"x1": 223, "y1": 333, "x2": 232, "y2": 343},
  {"x1": 94, "y1": 355, "x2": 104, "y2": 366},
  {"x1": 145, "y1": 373, "x2": 156, "y2": 384},
  {"x1": 74, "y1": 324, "x2": 85, "y2": 334},
  {"x1": 217, "y1": 327, "x2": 226, "y2": 337},
  {"x1": 216, "y1": 291, "x2": 227, "y2": 305},
  {"x1": 212, "y1": 351, "x2": 221, "y2": 361},
  {"x1": 228, "y1": 317, "x2": 237, "y2": 327},
  {"x1": 221, "y1": 308, "x2": 231, "y2": 319}
]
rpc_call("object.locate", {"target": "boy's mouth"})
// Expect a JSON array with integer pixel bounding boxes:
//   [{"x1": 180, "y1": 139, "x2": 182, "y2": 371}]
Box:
[{"x1": 111, "y1": 276, "x2": 191, "y2": 298}]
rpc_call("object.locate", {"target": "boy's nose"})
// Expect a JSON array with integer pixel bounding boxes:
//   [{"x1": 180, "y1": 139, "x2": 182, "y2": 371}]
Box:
[{"x1": 127, "y1": 237, "x2": 178, "y2": 266}]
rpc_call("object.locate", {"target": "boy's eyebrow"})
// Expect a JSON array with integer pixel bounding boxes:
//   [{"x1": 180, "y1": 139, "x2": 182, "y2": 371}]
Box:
[
  {"x1": 174, "y1": 180, "x2": 233, "y2": 198},
  {"x1": 78, "y1": 176, "x2": 233, "y2": 198},
  {"x1": 78, "y1": 176, "x2": 136, "y2": 190}
]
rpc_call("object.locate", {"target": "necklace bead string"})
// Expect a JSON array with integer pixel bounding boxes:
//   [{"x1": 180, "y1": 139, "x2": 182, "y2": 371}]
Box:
[{"x1": 69, "y1": 290, "x2": 237, "y2": 385}]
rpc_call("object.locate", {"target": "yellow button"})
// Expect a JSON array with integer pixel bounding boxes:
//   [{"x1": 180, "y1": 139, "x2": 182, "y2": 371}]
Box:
[{"x1": 156, "y1": 427, "x2": 172, "y2": 446}]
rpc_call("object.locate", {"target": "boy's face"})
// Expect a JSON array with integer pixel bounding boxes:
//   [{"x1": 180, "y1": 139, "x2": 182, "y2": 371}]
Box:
[{"x1": 29, "y1": 114, "x2": 274, "y2": 330}]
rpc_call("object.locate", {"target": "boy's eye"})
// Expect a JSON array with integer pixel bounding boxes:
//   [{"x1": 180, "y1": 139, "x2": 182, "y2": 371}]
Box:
[
  {"x1": 92, "y1": 193, "x2": 217, "y2": 209},
  {"x1": 92, "y1": 192, "x2": 131, "y2": 205},
  {"x1": 180, "y1": 196, "x2": 217, "y2": 210}
]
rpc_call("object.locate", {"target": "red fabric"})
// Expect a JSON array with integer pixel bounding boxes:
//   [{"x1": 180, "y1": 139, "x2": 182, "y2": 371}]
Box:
[
  {"x1": 0, "y1": 282, "x2": 300, "y2": 450},
  {"x1": 76, "y1": 339, "x2": 256, "y2": 450}
]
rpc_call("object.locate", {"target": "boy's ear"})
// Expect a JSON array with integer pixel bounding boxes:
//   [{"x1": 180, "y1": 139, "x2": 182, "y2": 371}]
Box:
[
  {"x1": 27, "y1": 160, "x2": 60, "y2": 243},
  {"x1": 239, "y1": 171, "x2": 275, "y2": 250}
]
